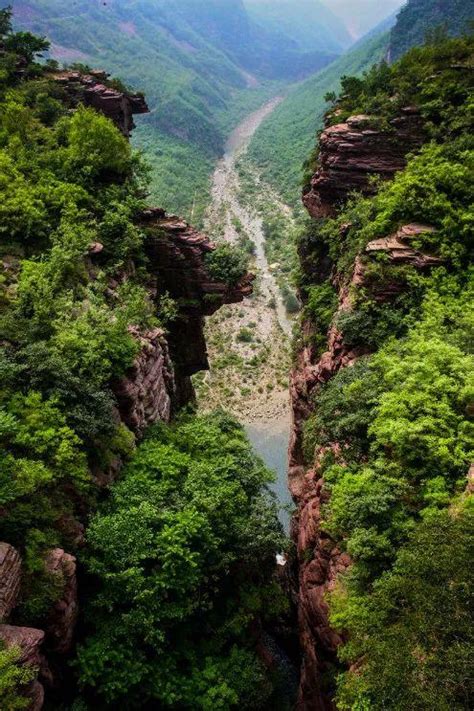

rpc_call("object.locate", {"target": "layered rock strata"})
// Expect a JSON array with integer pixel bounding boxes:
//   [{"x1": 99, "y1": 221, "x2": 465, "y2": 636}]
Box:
[
  {"x1": 113, "y1": 327, "x2": 176, "y2": 435},
  {"x1": 303, "y1": 111, "x2": 424, "y2": 219},
  {"x1": 0, "y1": 625, "x2": 46, "y2": 711},
  {"x1": 52, "y1": 69, "x2": 148, "y2": 136},
  {"x1": 0, "y1": 542, "x2": 21, "y2": 621},
  {"x1": 142, "y1": 207, "x2": 253, "y2": 403},
  {"x1": 43, "y1": 549, "x2": 78, "y2": 655},
  {"x1": 0, "y1": 544, "x2": 79, "y2": 707},
  {"x1": 293, "y1": 108, "x2": 435, "y2": 709}
]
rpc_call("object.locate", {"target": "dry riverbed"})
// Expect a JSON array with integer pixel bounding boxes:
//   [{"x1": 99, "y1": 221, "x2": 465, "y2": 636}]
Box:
[{"x1": 194, "y1": 98, "x2": 294, "y2": 423}]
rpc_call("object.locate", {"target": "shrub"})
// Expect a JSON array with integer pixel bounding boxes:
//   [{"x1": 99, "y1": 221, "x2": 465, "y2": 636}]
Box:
[
  {"x1": 0, "y1": 643, "x2": 35, "y2": 710},
  {"x1": 76, "y1": 413, "x2": 284, "y2": 706},
  {"x1": 205, "y1": 244, "x2": 248, "y2": 286},
  {"x1": 237, "y1": 327, "x2": 253, "y2": 343}
]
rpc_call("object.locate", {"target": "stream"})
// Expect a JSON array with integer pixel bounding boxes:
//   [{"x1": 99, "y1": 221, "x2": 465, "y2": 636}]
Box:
[{"x1": 209, "y1": 98, "x2": 294, "y2": 530}]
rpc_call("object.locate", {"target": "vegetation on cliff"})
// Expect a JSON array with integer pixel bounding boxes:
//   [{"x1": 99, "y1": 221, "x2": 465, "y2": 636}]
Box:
[
  {"x1": 301, "y1": 33, "x2": 474, "y2": 709},
  {"x1": 0, "y1": 8, "x2": 149, "y2": 604},
  {"x1": 0, "y1": 11, "x2": 283, "y2": 707}
]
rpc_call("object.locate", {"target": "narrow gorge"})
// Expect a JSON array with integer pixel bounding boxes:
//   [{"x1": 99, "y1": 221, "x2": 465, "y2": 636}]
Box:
[{"x1": 0, "y1": 1, "x2": 473, "y2": 710}]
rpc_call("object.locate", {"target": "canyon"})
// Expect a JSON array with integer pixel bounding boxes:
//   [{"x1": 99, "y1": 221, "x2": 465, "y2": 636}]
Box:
[
  {"x1": 0, "y1": 76, "x2": 256, "y2": 708},
  {"x1": 1, "y1": 3, "x2": 472, "y2": 708}
]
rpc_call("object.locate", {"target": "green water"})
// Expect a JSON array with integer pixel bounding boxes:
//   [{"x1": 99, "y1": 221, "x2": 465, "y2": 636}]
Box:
[{"x1": 245, "y1": 419, "x2": 293, "y2": 532}]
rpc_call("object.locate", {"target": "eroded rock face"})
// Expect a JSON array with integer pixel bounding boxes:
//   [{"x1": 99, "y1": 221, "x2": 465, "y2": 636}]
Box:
[
  {"x1": 290, "y1": 218, "x2": 440, "y2": 706},
  {"x1": 113, "y1": 327, "x2": 176, "y2": 435},
  {"x1": 52, "y1": 69, "x2": 149, "y2": 136},
  {"x1": 303, "y1": 111, "x2": 424, "y2": 218},
  {"x1": 0, "y1": 625, "x2": 46, "y2": 711},
  {"x1": 142, "y1": 208, "x2": 254, "y2": 400},
  {"x1": 366, "y1": 223, "x2": 442, "y2": 268},
  {"x1": 0, "y1": 543, "x2": 21, "y2": 621},
  {"x1": 44, "y1": 549, "x2": 78, "y2": 655}
]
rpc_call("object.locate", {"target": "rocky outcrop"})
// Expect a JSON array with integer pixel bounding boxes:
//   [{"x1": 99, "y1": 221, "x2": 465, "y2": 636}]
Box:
[
  {"x1": 0, "y1": 546, "x2": 77, "y2": 706},
  {"x1": 366, "y1": 223, "x2": 442, "y2": 269},
  {"x1": 109, "y1": 210, "x2": 254, "y2": 431},
  {"x1": 142, "y1": 208, "x2": 254, "y2": 316},
  {"x1": 142, "y1": 208, "x2": 254, "y2": 402},
  {"x1": 0, "y1": 542, "x2": 21, "y2": 621},
  {"x1": 0, "y1": 545, "x2": 45, "y2": 708},
  {"x1": 0, "y1": 625, "x2": 46, "y2": 711},
  {"x1": 52, "y1": 69, "x2": 148, "y2": 136},
  {"x1": 44, "y1": 549, "x2": 78, "y2": 655},
  {"x1": 290, "y1": 227, "x2": 441, "y2": 705},
  {"x1": 303, "y1": 111, "x2": 424, "y2": 218},
  {"x1": 113, "y1": 327, "x2": 176, "y2": 435}
]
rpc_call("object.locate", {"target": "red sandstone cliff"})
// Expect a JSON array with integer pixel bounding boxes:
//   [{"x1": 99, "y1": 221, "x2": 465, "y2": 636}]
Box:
[
  {"x1": 52, "y1": 69, "x2": 148, "y2": 137},
  {"x1": 0, "y1": 72, "x2": 253, "y2": 709},
  {"x1": 303, "y1": 110, "x2": 424, "y2": 219},
  {"x1": 292, "y1": 110, "x2": 435, "y2": 709}
]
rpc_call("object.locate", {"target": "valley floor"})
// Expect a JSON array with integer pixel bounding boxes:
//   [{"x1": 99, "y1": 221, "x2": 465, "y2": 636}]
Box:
[
  {"x1": 194, "y1": 98, "x2": 297, "y2": 527},
  {"x1": 195, "y1": 98, "x2": 294, "y2": 423}
]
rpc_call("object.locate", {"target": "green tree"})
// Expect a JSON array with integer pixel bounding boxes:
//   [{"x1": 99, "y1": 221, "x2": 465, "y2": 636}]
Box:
[
  {"x1": 76, "y1": 413, "x2": 284, "y2": 707},
  {"x1": 333, "y1": 506, "x2": 474, "y2": 710},
  {"x1": 0, "y1": 643, "x2": 35, "y2": 711}
]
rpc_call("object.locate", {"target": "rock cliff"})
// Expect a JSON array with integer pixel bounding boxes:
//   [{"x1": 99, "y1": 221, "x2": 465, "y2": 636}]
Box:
[
  {"x1": 142, "y1": 208, "x2": 253, "y2": 404},
  {"x1": 302, "y1": 111, "x2": 424, "y2": 219},
  {"x1": 52, "y1": 69, "x2": 148, "y2": 137},
  {"x1": 292, "y1": 109, "x2": 434, "y2": 709}
]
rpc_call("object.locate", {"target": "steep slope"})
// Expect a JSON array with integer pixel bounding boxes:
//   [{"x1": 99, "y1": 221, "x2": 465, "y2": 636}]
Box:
[
  {"x1": 291, "y1": 32, "x2": 473, "y2": 709},
  {"x1": 389, "y1": 0, "x2": 474, "y2": 60},
  {"x1": 247, "y1": 30, "x2": 389, "y2": 204},
  {"x1": 244, "y1": 0, "x2": 352, "y2": 54},
  {"x1": 321, "y1": 0, "x2": 405, "y2": 39},
  {"x1": 8, "y1": 0, "x2": 341, "y2": 222}
]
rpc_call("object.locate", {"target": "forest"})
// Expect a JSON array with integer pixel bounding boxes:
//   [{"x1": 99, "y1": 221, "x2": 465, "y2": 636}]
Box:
[
  {"x1": 299, "y1": 32, "x2": 473, "y2": 708},
  {"x1": 0, "y1": 0, "x2": 473, "y2": 709}
]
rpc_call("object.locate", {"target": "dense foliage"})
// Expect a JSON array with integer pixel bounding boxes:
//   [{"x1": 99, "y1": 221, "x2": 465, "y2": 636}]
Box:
[
  {"x1": 390, "y1": 0, "x2": 474, "y2": 60},
  {"x1": 301, "y1": 33, "x2": 474, "y2": 708},
  {"x1": 76, "y1": 412, "x2": 285, "y2": 708},
  {"x1": 0, "y1": 10, "x2": 152, "y2": 605},
  {"x1": 9, "y1": 0, "x2": 345, "y2": 223},
  {"x1": 0, "y1": 12, "x2": 287, "y2": 708},
  {"x1": 205, "y1": 243, "x2": 249, "y2": 287}
]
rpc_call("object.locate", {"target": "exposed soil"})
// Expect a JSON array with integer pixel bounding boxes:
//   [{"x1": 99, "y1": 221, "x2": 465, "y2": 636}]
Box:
[{"x1": 195, "y1": 97, "x2": 294, "y2": 424}]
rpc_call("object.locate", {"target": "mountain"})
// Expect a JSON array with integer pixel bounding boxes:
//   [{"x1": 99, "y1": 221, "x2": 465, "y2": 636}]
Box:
[
  {"x1": 389, "y1": 0, "x2": 474, "y2": 60},
  {"x1": 320, "y1": 0, "x2": 405, "y2": 39},
  {"x1": 292, "y1": 28, "x2": 473, "y2": 709},
  {"x1": 0, "y1": 11, "x2": 283, "y2": 707},
  {"x1": 247, "y1": 29, "x2": 390, "y2": 203},
  {"x1": 8, "y1": 0, "x2": 346, "y2": 222},
  {"x1": 244, "y1": 0, "x2": 352, "y2": 54}
]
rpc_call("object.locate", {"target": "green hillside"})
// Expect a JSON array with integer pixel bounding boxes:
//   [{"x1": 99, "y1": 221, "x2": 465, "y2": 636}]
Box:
[
  {"x1": 8, "y1": 0, "x2": 344, "y2": 222},
  {"x1": 390, "y1": 0, "x2": 474, "y2": 60},
  {"x1": 247, "y1": 30, "x2": 389, "y2": 204}
]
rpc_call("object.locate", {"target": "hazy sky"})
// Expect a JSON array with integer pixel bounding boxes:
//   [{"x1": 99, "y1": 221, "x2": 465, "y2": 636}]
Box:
[{"x1": 320, "y1": 0, "x2": 406, "y2": 38}]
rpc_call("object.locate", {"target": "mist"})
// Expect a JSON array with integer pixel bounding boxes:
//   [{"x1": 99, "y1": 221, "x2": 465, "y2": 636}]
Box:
[{"x1": 321, "y1": 0, "x2": 406, "y2": 38}]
